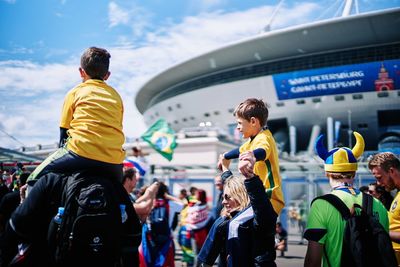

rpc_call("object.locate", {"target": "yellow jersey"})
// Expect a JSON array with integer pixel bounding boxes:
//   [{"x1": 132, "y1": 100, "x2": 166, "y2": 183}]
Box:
[
  {"x1": 240, "y1": 129, "x2": 285, "y2": 214},
  {"x1": 60, "y1": 79, "x2": 125, "y2": 164}
]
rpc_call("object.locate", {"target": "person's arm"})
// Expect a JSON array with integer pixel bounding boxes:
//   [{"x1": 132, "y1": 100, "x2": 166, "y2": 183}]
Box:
[
  {"x1": 133, "y1": 182, "x2": 159, "y2": 223},
  {"x1": 304, "y1": 241, "x2": 323, "y2": 267},
  {"x1": 217, "y1": 148, "x2": 239, "y2": 171},
  {"x1": 240, "y1": 154, "x2": 277, "y2": 232},
  {"x1": 59, "y1": 127, "x2": 68, "y2": 148},
  {"x1": 197, "y1": 216, "x2": 230, "y2": 266},
  {"x1": 165, "y1": 193, "x2": 185, "y2": 204},
  {"x1": 389, "y1": 231, "x2": 400, "y2": 244}
]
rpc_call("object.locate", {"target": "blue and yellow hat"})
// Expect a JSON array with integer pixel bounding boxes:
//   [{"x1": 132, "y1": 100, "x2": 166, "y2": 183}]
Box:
[{"x1": 315, "y1": 132, "x2": 365, "y2": 172}]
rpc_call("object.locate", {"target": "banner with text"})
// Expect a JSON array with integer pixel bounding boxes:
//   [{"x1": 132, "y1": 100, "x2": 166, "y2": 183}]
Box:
[{"x1": 273, "y1": 59, "x2": 400, "y2": 100}]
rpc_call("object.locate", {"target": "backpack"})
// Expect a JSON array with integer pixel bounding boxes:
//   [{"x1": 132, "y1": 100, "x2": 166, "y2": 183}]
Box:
[
  {"x1": 47, "y1": 173, "x2": 140, "y2": 267},
  {"x1": 147, "y1": 199, "x2": 170, "y2": 246},
  {"x1": 312, "y1": 193, "x2": 397, "y2": 267}
]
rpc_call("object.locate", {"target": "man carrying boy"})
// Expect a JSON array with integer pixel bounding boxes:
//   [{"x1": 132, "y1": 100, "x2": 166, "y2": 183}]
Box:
[
  {"x1": 27, "y1": 47, "x2": 125, "y2": 186},
  {"x1": 218, "y1": 98, "x2": 284, "y2": 215}
]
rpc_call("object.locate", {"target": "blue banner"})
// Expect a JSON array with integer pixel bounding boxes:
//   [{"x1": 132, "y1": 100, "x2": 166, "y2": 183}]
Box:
[{"x1": 273, "y1": 59, "x2": 400, "y2": 100}]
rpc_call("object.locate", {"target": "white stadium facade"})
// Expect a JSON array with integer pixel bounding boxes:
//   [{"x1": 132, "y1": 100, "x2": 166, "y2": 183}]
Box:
[{"x1": 135, "y1": 7, "x2": 400, "y2": 154}]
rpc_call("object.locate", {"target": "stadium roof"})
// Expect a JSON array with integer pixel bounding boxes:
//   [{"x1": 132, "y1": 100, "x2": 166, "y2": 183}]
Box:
[
  {"x1": 0, "y1": 147, "x2": 43, "y2": 163},
  {"x1": 136, "y1": 7, "x2": 400, "y2": 114}
]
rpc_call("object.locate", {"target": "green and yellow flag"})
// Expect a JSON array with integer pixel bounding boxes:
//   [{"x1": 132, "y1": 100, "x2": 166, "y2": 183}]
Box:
[{"x1": 141, "y1": 118, "x2": 177, "y2": 161}]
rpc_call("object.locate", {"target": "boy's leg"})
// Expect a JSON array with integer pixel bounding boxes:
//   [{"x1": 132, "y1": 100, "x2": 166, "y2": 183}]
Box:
[
  {"x1": 57, "y1": 151, "x2": 124, "y2": 182},
  {"x1": 26, "y1": 147, "x2": 69, "y2": 186}
]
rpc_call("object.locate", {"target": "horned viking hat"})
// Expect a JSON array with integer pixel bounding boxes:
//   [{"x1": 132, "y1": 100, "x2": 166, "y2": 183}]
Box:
[{"x1": 315, "y1": 132, "x2": 365, "y2": 172}]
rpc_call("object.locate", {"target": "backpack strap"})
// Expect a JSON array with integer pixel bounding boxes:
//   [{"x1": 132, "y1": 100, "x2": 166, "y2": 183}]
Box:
[
  {"x1": 312, "y1": 194, "x2": 351, "y2": 220},
  {"x1": 362, "y1": 192, "x2": 374, "y2": 216},
  {"x1": 312, "y1": 194, "x2": 351, "y2": 267}
]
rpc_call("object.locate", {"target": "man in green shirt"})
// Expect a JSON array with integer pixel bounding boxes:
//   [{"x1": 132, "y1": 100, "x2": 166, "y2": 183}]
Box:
[{"x1": 304, "y1": 132, "x2": 390, "y2": 267}]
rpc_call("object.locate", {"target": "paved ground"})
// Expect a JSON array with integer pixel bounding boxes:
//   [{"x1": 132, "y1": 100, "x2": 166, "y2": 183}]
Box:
[
  {"x1": 174, "y1": 233, "x2": 307, "y2": 266},
  {"x1": 275, "y1": 239, "x2": 307, "y2": 267}
]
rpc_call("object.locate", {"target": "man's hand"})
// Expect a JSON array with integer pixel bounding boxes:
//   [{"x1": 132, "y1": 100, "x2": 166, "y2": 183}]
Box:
[
  {"x1": 19, "y1": 184, "x2": 28, "y2": 204},
  {"x1": 238, "y1": 151, "x2": 256, "y2": 178}
]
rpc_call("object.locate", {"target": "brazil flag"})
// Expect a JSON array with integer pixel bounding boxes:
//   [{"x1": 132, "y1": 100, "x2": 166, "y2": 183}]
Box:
[{"x1": 141, "y1": 118, "x2": 177, "y2": 161}]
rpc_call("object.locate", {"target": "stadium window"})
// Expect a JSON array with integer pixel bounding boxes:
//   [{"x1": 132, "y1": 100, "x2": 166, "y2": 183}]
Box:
[
  {"x1": 352, "y1": 94, "x2": 363, "y2": 100},
  {"x1": 334, "y1": 95, "x2": 345, "y2": 101},
  {"x1": 174, "y1": 120, "x2": 179, "y2": 124},
  {"x1": 228, "y1": 108, "x2": 234, "y2": 113},
  {"x1": 358, "y1": 123, "x2": 368, "y2": 129},
  {"x1": 312, "y1": 98, "x2": 321, "y2": 103},
  {"x1": 377, "y1": 91, "x2": 389, "y2": 98},
  {"x1": 214, "y1": 111, "x2": 220, "y2": 115},
  {"x1": 296, "y1": 99, "x2": 306, "y2": 105},
  {"x1": 168, "y1": 106, "x2": 173, "y2": 111},
  {"x1": 182, "y1": 118, "x2": 187, "y2": 122},
  {"x1": 204, "y1": 113, "x2": 210, "y2": 117},
  {"x1": 176, "y1": 103, "x2": 181, "y2": 108},
  {"x1": 190, "y1": 116, "x2": 195, "y2": 120},
  {"x1": 276, "y1": 102, "x2": 285, "y2": 107}
]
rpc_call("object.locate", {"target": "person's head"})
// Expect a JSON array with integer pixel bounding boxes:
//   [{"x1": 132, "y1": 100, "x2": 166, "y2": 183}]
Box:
[
  {"x1": 132, "y1": 146, "x2": 141, "y2": 156},
  {"x1": 368, "y1": 152, "x2": 400, "y2": 191},
  {"x1": 80, "y1": 47, "x2": 111, "y2": 81},
  {"x1": 315, "y1": 131, "x2": 364, "y2": 185},
  {"x1": 196, "y1": 189, "x2": 207, "y2": 205},
  {"x1": 18, "y1": 172, "x2": 30, "y2": 187},
  {"x1": 156, "y1": 182, "x2": 168, "y2": 199},
  {"x1": 276, "y1": 222, "x2": 283, "y2": 233},
  {"x1": 221, "y1": 176, "x2": 250, "y2": 217},
  {"x1": 215, "y1": 175, "x2": 223, "y2": 191},
  {"x1": 233, "y1": 98, "x2": 269, "y2": 138},
  {"x1": 179, "y1": 189, "x2": 187, "y2": 200},
  {"x1": 122, "y1": 168, "x2": 138, "y2": 193},
  {"x1": 189, "y1": 186, "x2": 197, "y2": 196}
]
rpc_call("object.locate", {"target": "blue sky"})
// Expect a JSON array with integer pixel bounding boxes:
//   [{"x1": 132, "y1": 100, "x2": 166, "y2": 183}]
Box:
[{"x1": 0, "y1": 0, "x2": 399, "y2": 149}]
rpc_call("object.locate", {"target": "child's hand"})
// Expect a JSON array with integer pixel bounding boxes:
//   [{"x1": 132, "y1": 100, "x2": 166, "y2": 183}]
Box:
[
  {"x1": 238, "y1": 152, "x2": 256, "y2": 178},
  {"x1": 239, "y1": 151, "x2": 255, "y2": 161}
]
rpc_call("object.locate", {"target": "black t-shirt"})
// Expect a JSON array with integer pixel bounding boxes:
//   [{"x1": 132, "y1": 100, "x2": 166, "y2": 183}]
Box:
[
  {"x1": 276, "y1": 228, "x2": 288, "y2": 242},
  {"x1": 1, "y1": 172, "x2": 142, "y2": 267}
]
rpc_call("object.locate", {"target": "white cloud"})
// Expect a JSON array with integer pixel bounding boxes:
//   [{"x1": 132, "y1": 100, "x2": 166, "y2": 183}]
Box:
[
  {"x1": 108, "y1": 1, "x2": 153, "y2": 39},
  {"x1": 0, "y1": 2, "x2": 321, "y2": 149},
  {"x1": 108, "y1": 2, "x2": 130, "y2": 27}
]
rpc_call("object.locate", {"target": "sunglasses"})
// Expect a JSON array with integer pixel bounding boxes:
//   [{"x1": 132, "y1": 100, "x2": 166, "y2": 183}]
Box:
[{"x1": 223, "y1": 194, "x2": 232, "y2": 201}]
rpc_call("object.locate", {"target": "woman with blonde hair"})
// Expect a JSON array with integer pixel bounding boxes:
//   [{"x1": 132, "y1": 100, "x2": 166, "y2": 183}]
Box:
[{"x1": 198, "y1": 152, "x2": 277, "y2": 267}]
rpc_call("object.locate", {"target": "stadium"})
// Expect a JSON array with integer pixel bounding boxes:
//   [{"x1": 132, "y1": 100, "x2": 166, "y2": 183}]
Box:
[{"x1": 135, "y1": 7, "x2": 400, "y2": 154}]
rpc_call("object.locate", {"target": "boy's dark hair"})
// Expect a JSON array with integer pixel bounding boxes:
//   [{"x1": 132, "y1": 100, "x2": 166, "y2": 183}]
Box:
[
  {"x1": 80, "y1": 47, "x2": 110, "y2": 80},
  {"x1": 233, "y1": 98, "x2": 269, "y2": 126}
]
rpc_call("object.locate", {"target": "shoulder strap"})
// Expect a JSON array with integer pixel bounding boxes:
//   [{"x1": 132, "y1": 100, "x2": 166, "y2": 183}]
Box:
[
  {"x1": 362, "y1": 192, "x2": 373, "y2": 216},
  {"x1": 312, "y1": 194, "x2": 351, "y2": 220}
]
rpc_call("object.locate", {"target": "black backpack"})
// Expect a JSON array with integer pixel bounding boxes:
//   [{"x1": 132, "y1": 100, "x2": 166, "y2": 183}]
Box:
[
  {"x1": 147, "y1": 199, "x2": 170, "y2": 246},
  {"x1": 313, "y1": 193, "x2": 397, "y2": 267},
  {"x1": 47, "y1": 173, "x2": 140, "y2": 267}
]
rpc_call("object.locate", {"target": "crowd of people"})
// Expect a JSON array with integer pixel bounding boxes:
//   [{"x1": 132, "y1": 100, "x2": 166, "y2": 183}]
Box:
[{"x1": 0, "y1": 46, "x2": 399, "y2": 267}]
